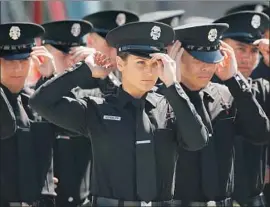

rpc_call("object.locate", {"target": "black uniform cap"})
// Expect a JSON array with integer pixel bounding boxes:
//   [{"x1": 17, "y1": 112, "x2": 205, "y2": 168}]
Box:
[
  {"x1": 106, "y1": 21, "x2": 175, "y2": 58},
  {"x1": 263, "y1": 7, "x2": 270, "y2": 17},
  {"x1": 83, "y1": 10, "x2": 139, "y2": 38},
  {"x1": 180, "y1": 16, "x2": 214, "y2": 25},
  {"x1": 0, "y1": 22, "x2": 44, "y2": 60},
  {"x1": 139, "y1": 10, "x2": 185, "y2": 27},
  {"x1": 0, "y1": 23, "x2": 44, "y2": 60},
  {"x1": 225, "y1": 3, "x2": 269, "y2": 15},
  {"x1": 174, "y1": 23, "x2": 229, "y2": 63},
  {"x1": 214, "y1": 11, "x2": 269, "y2": 43},
  {"x1": 41, "y1": 20, "x2": 93, "y2": 53}
]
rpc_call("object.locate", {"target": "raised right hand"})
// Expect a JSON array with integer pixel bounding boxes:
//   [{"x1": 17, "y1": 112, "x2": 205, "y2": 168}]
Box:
[
  {"x1": 30, "y1": 46, "x2": 56, "y2": 77},
  {"x1": 85, "y1": 52, "x2": 114, "y2": 79}
]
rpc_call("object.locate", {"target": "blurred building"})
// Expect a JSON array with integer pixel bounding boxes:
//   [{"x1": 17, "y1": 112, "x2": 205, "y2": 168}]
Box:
[
  {"x1": 1, "y1": 1, "x2": 269, "y2": 24},
  {"x1": 0, "y1": 0, "x2": 268, "y2": 85}
]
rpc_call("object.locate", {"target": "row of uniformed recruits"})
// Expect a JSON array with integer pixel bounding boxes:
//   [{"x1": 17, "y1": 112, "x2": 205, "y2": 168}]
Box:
[
  {"x1": 0, "y1": 3, "x2": 270, "y2": 207},
  {"x1": 213, "y1": 10, "x2": 270, "y2": 207},
  {"x1": 216, "y1": 4, "x2": 270, "y2": 207}
]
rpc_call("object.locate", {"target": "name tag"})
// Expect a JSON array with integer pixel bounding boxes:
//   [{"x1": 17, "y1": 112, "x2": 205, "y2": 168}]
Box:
[
  {"x1": 103, "y1": 115, "x2": 121, "y2": 121},
  {"x1": 56, "y1": 135, "x2": 70, "y2": 140},
  {"x1": 136, "y1": 140, "x2": 151, "y2": 145}
]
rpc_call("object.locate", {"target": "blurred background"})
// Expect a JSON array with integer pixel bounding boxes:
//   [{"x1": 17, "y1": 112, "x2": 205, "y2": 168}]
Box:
[
  {"x1": 0, "y1": 0, "x2": 268, "y2": 85},
  {"x1": 0, "y1": 1, "x2": 269, "y2": 24}
]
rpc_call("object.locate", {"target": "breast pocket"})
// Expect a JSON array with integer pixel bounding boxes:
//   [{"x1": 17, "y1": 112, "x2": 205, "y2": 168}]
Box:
[{"x1": 213, "y1": 114, "x2": 236, "y2": 147}]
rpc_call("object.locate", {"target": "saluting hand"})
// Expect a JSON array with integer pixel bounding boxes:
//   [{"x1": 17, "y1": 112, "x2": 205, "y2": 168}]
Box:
[
  {"x1": 215, "y1": 41, "x2": 238, "y2": 81},
  {"x1": 85, "y1": 51, "x2": 114, "y2": 79},
  {"x1": 69, "y1": 46, "x2": 96, "y2": 64},
  {"x1": 167, "y1": 40, "x2": 184, "y2": 83},
  {"x1": 150, "y1": 53, "x2": 176, "y2": 87},
  {"x1": 253, "y1": 38, "x2": 270, "y2": 67},
  {"x1": 150, "y1": 42, "x2": 183, "y2": 87},
  {"x1": 30, "y1": 46, "x2": 56, "y2": 77}
]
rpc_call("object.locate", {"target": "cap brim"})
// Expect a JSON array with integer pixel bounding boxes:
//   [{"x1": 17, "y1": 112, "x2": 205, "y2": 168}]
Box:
[
  {"x1": 52, "y1": 45, "x2": 71, "y2": 54},
  {"x1": 188, "y1": 50, "x2": 224, "y2": 64},
  {"x1": 119, "y1": 49, "x2": 166, "y2": 59},
  {"x1": 228, "y1": 36, "x2": 255, "y2": 44},
  {"x1": 2, "y1": 53, "x2": 30, "y2": 60},
  {"x1": 127, "y1": 51, "x2": 152, "y2": 58}
]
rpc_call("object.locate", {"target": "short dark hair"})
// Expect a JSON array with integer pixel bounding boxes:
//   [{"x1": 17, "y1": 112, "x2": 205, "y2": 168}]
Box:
[{"x1": 117, "y1": 51, "x2": 130, "y2": 61}]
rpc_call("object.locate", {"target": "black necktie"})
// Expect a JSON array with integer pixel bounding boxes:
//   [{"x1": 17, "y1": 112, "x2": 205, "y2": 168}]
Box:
[
  {"x1": 135, "y1": 100, "x2": 157, "y2": 202},
  {"x1": 16, "y1": 96, "x2": 39, "y2": 200},
  {"x1": 197, "y1": 91, "x2": 219, "y2": 200}
]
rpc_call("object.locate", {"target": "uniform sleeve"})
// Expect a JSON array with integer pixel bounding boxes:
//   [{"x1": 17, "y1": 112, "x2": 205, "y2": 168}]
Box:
[
  {"x1": 160, "y1": 83, "x2": 209, "y2": 151},
  {"x1": 224, "y1": 72, "x2": 270, "y2": 144},
  {"x1": 29, "y1": 62, "x2": 100, "y2": 137},
  {"x1": 35, "y1": 76, "x2": 53, "y2": 89},
  {"x1": 0, "y1": 87, "x2": 16, "y2": 140},
  {"x1": 261, "y1": 79, "x2": 270, "y2": 119},
  {"x1": 35, "y1": 71, "x2": 100, "y2": 90}
]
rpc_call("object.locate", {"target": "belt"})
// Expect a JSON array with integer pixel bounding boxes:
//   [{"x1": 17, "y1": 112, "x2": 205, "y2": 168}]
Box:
[
  {"x1": 171, "y1": 198, "x2": 233, "y2": 207},
  {"x1": 9, "y1": 196, "x2": 55, "y2": 207},
  {"x1": 92, "y1": 196, "x2": 170, "y2": 207},
  {"x1": 9, "y1": 202, "x2": 38, "y2": 207}
]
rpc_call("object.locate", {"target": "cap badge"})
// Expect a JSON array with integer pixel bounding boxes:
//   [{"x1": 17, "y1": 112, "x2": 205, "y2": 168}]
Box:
[
  {"x1": 254, "y1": 4, "x2": 264, "y2": 12},
  {"x1": 116, "y1": 13, "x2": 126, "y2": 26},
  {"x1": 208, "y1": 28, "x2": 218, "y2": 42},
  {"x1": 150, "y1": 26, "x2": 161, "y2": 40},
  {"x1": 9, "y1": 26, "x2": 21, "y2": 40},
  {"x1": 170, "y1": 17, "x2": 180, "y2": 27},
  {"x1": 71, "y1": 23, "x2": 81, "y2": 37},
  {"x1": 251, "y1": 14, "x2": 261, "y2": 29}
]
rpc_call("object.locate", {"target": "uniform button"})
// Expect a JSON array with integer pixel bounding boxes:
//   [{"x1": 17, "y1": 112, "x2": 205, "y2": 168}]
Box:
[
  {"x1": 209, "y1": 133, "x2": 212, "y2": 137},
  {"x1": 68, "y1": 197, "x2": 74, "y2": 202}
]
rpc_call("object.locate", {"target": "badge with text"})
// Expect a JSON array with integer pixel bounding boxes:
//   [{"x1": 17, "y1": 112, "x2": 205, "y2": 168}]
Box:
[{"x1": 103, "y1": 115, "x2": 121, "y2": 121}]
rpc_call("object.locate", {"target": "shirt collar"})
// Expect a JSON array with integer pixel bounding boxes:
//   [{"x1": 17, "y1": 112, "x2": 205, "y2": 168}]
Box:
[
  {"x1": 0, "y1": 83, "x2": 20, "y2": 102},
  {"x1": 181, "y1": 82, "x2": 215, "y2": 102},
  {"x1": 201, "y1": 83, "x2": 215, "y2": 102},
  {"x1": 118, "y1": 86, "x2": 158, "y2": 108}
]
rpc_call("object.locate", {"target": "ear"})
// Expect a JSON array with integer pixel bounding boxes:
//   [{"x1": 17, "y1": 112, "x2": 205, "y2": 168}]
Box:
[{"x1": 116, "y1": 56, "x2": 125, "y2": 72}]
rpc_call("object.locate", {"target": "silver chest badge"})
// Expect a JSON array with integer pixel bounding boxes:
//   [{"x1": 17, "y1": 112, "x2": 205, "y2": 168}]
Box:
[
  {"x1": 208, "y1": 28, "x2": 218, "y2": 42},
  {"x1": 71, "y1": 23, "x2": 81, "y2": 37},
  {"x1": 116, "y1": 13, "x2": 126, "y2": 26},
  {"x1": 150, "y1": 26, "x2": 161, "y2": 40},
  {"x1": 251, "y1": 15, "x2": 261, "y2": 29},
  {"x1": 9, "y1": 26, "x2": 21, "y2": 40}
]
